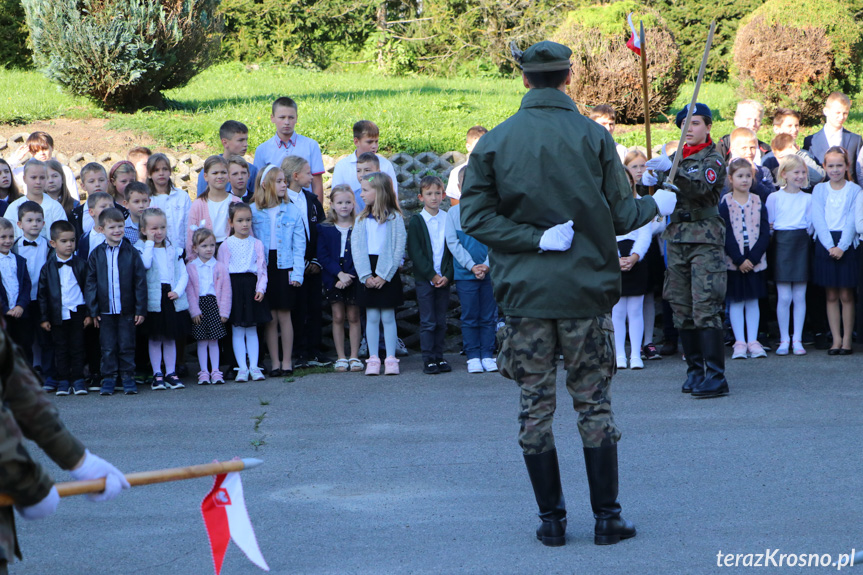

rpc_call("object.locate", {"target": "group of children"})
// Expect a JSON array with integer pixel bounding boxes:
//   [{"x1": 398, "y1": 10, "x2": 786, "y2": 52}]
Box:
[
  {"x1": 599, "y1": 91, "x2": 863, "y2": 366},
  {"x1": 0, "y1": 97, "x2": 501, "y2": 397}
]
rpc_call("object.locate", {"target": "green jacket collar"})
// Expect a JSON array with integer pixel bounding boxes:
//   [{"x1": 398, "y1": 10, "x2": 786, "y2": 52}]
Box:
[{"x1": 519, "y1": 88, "x2": 578, "y2": 112}]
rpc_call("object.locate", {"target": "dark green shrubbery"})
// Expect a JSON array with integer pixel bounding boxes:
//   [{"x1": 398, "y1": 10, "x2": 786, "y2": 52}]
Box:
[
  {"x1": 0, "y1": 0, "x2": 31, "y2": 69},
  {"x1": 22, "y1": 0, "x2": 223, "y2": 110},
  {"x1": 733, "y1": 0, "x2": 863, "y2": 122}
]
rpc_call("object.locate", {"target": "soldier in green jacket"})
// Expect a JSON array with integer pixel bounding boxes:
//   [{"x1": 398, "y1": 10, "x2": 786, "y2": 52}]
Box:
[
  {"x1": 0, "y1": 325, "x2": 129, "y2": 573},
  {"x1": 644, "y1": 103, "x2": 730, "y2": 399},
  {"x1": 460, "y1": 40, "x2": 678, "y2": 547}
]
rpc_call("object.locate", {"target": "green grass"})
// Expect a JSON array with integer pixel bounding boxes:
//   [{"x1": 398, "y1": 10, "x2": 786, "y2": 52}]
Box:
[{"x1": 4, "y1": 63, "x2": 863, "y2": 156}]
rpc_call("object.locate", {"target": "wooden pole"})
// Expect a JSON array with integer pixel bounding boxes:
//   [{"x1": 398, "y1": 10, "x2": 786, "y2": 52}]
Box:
[
  {"x1": 0, "y1": 458, "x2": 263, "y2": 506},
  {"x1": 639, "y1": 19, "x2": 652, "y2": 161}
]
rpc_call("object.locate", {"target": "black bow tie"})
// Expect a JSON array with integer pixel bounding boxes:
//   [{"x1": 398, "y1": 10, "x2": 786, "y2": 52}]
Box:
[
  {"x1": 57, "y1": 259, "x2": 72, "y2": 267},
  {"x1": 22, "y1": 240, "x2": 37, "y2": 247}
]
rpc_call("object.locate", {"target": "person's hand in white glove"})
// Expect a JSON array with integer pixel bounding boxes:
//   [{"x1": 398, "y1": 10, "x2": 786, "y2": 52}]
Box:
[
  {"x1": 70, "y1": 450, "x2": 130, "y2": 502},
  {"x1": 16, "y1": 486, "x2": 59, "y2": 520},
  {"x1": 641, "y1": 171, "x2": 658, "y2": 187},
  {"x1": 539, "y1": 220, "x2": 575, "y2": 252},
  {"x1": 645, "y1": 146, "x2": 673, "y2": 172},
  {"x1": 652, "y1": 189, "x2": 678, "y2": 217}
]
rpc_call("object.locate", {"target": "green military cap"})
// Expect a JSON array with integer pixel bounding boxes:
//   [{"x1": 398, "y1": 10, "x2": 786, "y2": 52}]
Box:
[{"x1": 520, "y1": 41, "x2": 572, "y2": 72}]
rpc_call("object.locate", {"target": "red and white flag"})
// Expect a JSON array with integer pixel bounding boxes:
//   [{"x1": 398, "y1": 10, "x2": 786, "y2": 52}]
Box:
[
  {"x1": 626, "y1": 13, "x2": 642, "y2": 56},
  {"x1": 202, "y1": 472, "x2": 270, "y2": 575}
]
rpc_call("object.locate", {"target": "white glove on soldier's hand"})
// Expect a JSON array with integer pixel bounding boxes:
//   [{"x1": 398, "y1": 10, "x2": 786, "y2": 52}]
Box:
[
  {"x1": 539, "y1": 220, "x2": 575, "y2": 252},
  {"x1": 645, "y1": 146, "x2": 673, "y2": 172},
  {"x1": 70, "y1": 450, "x2": 130, "y2": 502},
  {"x1": 652, "y1": 189, "x2": 678, "y2": 217},
  {"x1": 641, "y1": 171, "x2": 658, "y2": 187},
  {"x1": 16, "y1": 486, "x2": 59, "y2": 520}
]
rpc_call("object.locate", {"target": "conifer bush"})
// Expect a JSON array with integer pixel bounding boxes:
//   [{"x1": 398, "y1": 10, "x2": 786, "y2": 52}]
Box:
[
  {"x1": 733, "y1": 0, "x2": 863, "y2": 122},
  {"x1": 22, "y1": 0, "x2": 223, "y2": 111},
  {"x1": 552, "y1": 1, "x2": 682, "y2": 123}
]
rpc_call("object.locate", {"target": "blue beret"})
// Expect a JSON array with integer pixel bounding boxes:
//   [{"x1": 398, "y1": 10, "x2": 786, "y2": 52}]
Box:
[{"x1": 675, "y1": 103, "x2": 712, "y2": 128}]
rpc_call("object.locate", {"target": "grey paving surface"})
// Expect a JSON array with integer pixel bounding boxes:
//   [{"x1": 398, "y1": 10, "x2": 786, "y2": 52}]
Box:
[{"x1": 11, "y1": 348, "x2": 863, "y2": 574}]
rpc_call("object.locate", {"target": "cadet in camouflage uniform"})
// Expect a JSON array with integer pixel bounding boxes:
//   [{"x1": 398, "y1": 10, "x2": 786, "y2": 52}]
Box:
[
  {"x1": 460, "y1": 41, "x2": 677, "y2": 547},
  {"x1": 648, "y1": 103, "x2": 730, "y2": 399},
  {"x1": 0, "y1": 325, "x2": 128, "y2": 573}
]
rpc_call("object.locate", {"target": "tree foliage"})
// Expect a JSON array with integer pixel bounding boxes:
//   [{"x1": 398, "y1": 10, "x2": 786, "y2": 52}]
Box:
[
  {"x1": 0, "y1": 0, "x2": 31, "y2": 69},
  {"x1": 22, "y1": 0, "x2": 223, "y2": 110},
  {"x1": 553, "y1": 1, "x2": 683, "y2": 123},
  {"x1": 733, "y1": 0, "x2": 863, "y2": 122}
]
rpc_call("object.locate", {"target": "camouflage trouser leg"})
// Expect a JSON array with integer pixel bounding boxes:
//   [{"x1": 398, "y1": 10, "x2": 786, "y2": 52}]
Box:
[
  {"x1": 663, "y1": 242, "x2": 727, "y2": 330},
  {"x1": 497, "y1": 315, "x2": 621, "y2": 455}
]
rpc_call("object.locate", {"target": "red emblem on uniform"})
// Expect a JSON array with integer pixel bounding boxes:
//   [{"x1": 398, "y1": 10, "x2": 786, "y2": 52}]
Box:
[{"x1": 705, "y1": 168, "x2": 717, "y2": 184}]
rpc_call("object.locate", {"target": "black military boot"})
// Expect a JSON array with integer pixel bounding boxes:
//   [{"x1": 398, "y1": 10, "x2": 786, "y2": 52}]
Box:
[
  {"x1": 583, "y1": 444, "x2": 636, "y2": 545},
  {"x1": 523, "y1": 449, "x2": 567, "y2": 547},
  {"x1": 692, "y1": 328, "x2": 730, "y2": 398},
  {"x1": 678, "y1": 329, "x2": 704, "y2": 393}
]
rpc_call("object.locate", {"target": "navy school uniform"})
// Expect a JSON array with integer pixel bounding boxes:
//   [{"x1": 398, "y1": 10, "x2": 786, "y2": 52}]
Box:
[
  {"x1": 317, "y1": 222, "x2": 358, "y2": 304},
  {"x1": 291, "y1": 189, "x2": 326, "y2": 361},
  {"x1": 0, "y1": 251, "x2": 32, "y2": 360}
]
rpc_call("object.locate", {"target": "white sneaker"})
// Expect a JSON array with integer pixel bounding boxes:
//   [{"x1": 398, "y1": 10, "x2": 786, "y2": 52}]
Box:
[
  {"x1": 629, "y1": 356, "x2": 644, "y2": 370},
  {"x1": 235, "y1": 369, "x2": 250, "y2": 382},
  {"x1": 250, "y1": 368, "x2": 266, "y2": 381},
  {"x1": 616, "y1": 356, "x2": 628, "y2": 369},
  {"x1": 467, "y1": 358, "x2": 483, "y2": 373},
  {"x1": 481, "y1": 358, "x2": 498, "y2": 372}
]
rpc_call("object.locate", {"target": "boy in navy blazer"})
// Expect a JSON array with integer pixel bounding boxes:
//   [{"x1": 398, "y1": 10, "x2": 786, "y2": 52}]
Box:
[
  {"x1": 804, "y1": 92, "x2": 863, "y2": 185},
  {"x1": 0, "y1": 217, "x2": 31, "y2": 356},
  {"x1": 38, "y1": 221, "x2": 91, "y2": 396}
]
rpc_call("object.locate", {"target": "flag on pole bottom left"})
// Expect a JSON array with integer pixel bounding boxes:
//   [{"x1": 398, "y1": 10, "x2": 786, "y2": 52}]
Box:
[
  {"x1": 202, "y1": 472, "x2": 270, "y2": 575},
  {"x1": 626, "y1": 13, "x2": 642, "y2": 56}
]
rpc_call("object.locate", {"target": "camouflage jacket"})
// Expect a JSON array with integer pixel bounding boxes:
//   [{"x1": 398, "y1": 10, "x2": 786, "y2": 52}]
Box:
[
  {"x1": 0, "y1": 326, "x2": 85, "y2": 562},
  {"x1": 656, "y1": 142, "x2": 726, "y2": 246}
]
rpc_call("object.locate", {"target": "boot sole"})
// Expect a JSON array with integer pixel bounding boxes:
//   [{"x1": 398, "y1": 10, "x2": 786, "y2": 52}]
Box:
[
  {"x1": 595, "y1": 529, "x2": 636, "y2": 545},
  {"x1": 692, "y1": 389, "x2": 729, "y2": 399},
  {"x1": 536, "y1": 533, "x2": 566, "y2": 546}
]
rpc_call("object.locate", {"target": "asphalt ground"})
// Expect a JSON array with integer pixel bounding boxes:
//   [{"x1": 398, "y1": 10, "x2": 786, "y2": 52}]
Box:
[{"x1": 11, "y1": 345, "x2": 863, "y2": 574}]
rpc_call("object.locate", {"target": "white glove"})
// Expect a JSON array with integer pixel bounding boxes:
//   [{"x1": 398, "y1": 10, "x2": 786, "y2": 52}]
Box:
[
  {"x1": 70, "y1": 450, "x2": 130, "y2": 502},
  {"x1": 645, "y1": 146, "x2": 672, "y2": 172},
  {"x1": 16, "y1": 486, "x2": 59, "y2": 520},
  {"x1": 641, "y1": 171, "x2": 658, "y2": 187},
  {"x1": 539, "y1": 220, "x2": 575, "y2": 252},
  {"x1": 652, "y1": 189, "x2": 678, "y2": 217}
]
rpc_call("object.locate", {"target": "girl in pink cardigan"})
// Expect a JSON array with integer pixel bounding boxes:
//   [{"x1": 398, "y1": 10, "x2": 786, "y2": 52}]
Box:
[
  {"x1": 186, "y1": 228, "x2": 232, "y2": 384},
  {"x1": 187, "y1": 155, "x2": 243, "y2": 260},
  {"x1": 217, "y1": 203, "x2": 270, "y2": 382}
]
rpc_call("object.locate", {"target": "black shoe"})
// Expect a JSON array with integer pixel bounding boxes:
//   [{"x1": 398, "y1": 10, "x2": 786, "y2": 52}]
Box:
[
  {"x1": 436, "y1": 359, "x2": 452, "y2": 373},
  {"x1": 294, "y1": 357, "x2": 310, "y2": 370},
  {"x1": 840, "y1": 348, "x2": 854, "y2": 356},
  {"x1": 523, "y1": 449, "x2": 567, "y2": 547},
  {"x1": 423, "y1": 362, "x2": 440, "y2": 375},
  {"x1": 642, "y1": 343, "x2": 661, "y2": 360},
  {"x1": 583, "y1": 445, "x2": 635, "y2": 545},
  {"x1": 269, "y1": 368, "x2": 284, "y2": 378},
  {"x1": 658, "y1": 340, "x2": 677, "y2": 356},
  {"x1": 691, "y1": 329, "x2": 729, "y2": 399},
  {"x1": 678, "y1": 330, "x2": 703, "y2": 394},
  {"x1": 828, "y1": 347, "x2": 840, "y2": 356}
]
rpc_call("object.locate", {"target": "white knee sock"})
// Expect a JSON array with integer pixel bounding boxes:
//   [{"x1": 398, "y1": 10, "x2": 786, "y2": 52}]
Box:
[
  {"x1": 232, "y1": 327, "x2": 248, "y2": 371},
  {"x1": 366, "y1": 308, "x2": 381, "y2": 358},
  {"x1": 612, "y1": 299, "x2": 627, "y2": 359},
  {"x1": 792, "y1": 283, "x2": 807, "y2": 342},
  {"x1": 642, "y1": 293, "x2": 655, "y2": 346},
  {"x1": 776, "y1": 283, "x2": 793, "y2": 343},
  {"x1": 729, "y1": 301, "x2": 745, "y2": 343},
  {"x1": 381, "y1": 309, "x2": 397, "y2": 358},
  {"x1": 745, "y1": 299, "x2": 760, "y2": 343},
  {"x1": 148, "y1": 339, "x2": 163, "y2": 374},
  {"x1": 163, "y1": 340, "x2": 177, "y2": 374},
  {"x1": 626, "y1": 296, "x2": 644, "y2": 359},
  {"x1": 245, "y1": 327, "x2": 260, "y2": 369},
  {"x1": 198, "y1": 341, "x2": 209, "y2": 372}
]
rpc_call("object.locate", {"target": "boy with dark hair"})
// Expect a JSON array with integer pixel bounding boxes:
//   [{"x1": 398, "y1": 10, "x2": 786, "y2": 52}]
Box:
[
  {"x1": 39, "y1": 220, "x2": 91, "y2": 396},
  {"x1": 227, "y1": 156, "x2": 254, "y2": 203},
  {"x1": 445, "y1": 126, "x2": 488, "y2": 204},
  {"x1": 350, "y1": 152, "x2": 382, "y2": 210},
  {"x1": 85, "y1": 208, "x2": 147, "y2": 396},
  {"x1": 644, "y1": 103, "x2": 729, "y2": 398},
  {"x1": 332, "y1": 120, "x2": 399, "y2": 209},
  {"x1": 122, "y1": 182, "x2": 151, "y2": 244},
  {"x1": 803, "y1": 92, "x2": 863, "y2": 184},
  {"x1": 127, "y1": 146, "x2": 152, "y2": 183},
  {"x1": 76, "y1": 192, "x2": 115, "y2": 257},
  {"x1": 0, "y1": 217, "x2": 31, "y2": 354},
  {"x1": 9, "y1": 131, "x2": 80, "y2": 199},
  {"x1": 196, "y1": 121, "x2": 258, "y2": 199},
  {"x1": 12, "y1": 201, "x2": 47, "y2": 368},
  {"x1": 589, "y1": 105, "x2": 627, "y2": 162},
  {"x1": 408, "y1": 175, "x2": 454, "y2": 374},
  {"x1": 253, "y1": 97, "x2": 326, "y2": 203}
]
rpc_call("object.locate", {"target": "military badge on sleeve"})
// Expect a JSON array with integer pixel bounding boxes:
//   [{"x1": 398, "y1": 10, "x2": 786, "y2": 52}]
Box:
[{"x1": 705, "y1": 168, "x2": 717, "y2": 184}]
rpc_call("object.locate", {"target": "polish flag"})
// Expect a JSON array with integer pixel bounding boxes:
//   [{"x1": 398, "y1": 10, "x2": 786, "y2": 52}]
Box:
[
  {"x1": 626, "y1": 13, "x2": 642, "y2": 56},
  {"x1": 201, "y1": 472, "x2": 270, "y2": 575}
]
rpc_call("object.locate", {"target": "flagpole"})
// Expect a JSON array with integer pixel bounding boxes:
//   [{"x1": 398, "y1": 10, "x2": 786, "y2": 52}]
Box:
[
  {"x1": 0, "y1": 458, "x2": 264, "y2": 506},
  {"x1": 639, "y1": 19, "x2": 652, "y2": 161}
]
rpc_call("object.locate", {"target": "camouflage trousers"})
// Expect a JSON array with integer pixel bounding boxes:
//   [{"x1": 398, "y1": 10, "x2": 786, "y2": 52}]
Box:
[
  {"x1": 497, "y1": 315, "x2": 621, "y2": 455},
  {"x1": 664, "y1": 242, "x2": 727, "y2": 330}
]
